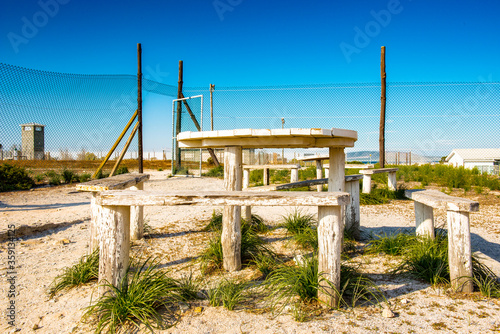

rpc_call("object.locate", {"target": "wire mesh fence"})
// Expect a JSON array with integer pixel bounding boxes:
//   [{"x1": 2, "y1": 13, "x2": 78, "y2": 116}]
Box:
[{"x1": 1, "y1": 62, "x2": 499, "y2": 176}]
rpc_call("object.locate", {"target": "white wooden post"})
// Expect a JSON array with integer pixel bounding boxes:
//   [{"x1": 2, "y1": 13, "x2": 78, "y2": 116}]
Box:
[
  {"x1": 243, "y1": 169, "x2": 250, "y2": 189},
  {"x1": 317, "y1": 147, "x2": 345, "y2": 307},
  {"x1": 316, "y1": 160, "x2": 323, "y2": 192},
  {"x1": 98, "y1": 205, "x2": 130, "y2": 296},
  {"x1": 317, "y1": 205, "x2": 343, "y2": 308},
  {"x1": 447, "y1": 210, "x2": 473, "y2": 293},
  {"x1": 130, "y1": 181, "x2": 144, "y2": 240},
  {"x1": 324, "y1": 167, "x2": 329, "y2": 179},
  {"x1": 222, "y1": 146, "x2": 242, "y2": 271},
  {"x1": 89, "y1": 192, "x2": 100, "y2": 253},
  {"x1": 345, "y1": 179, "x2": 360, "y2": 240},
  {"x1": 290, "y1": 167, "x2": 299, "y2": 182},
  {"x1": 263, "y1": 167, "x2": 270, "y2": 186},
  {"x1": 242, "y1": 168, "x2": 251, "y2": 221},
  {"x1": 362, "y1": 174, "x2": 371, "y2": 194},
  {"x1": 414, "y1": 202, "x2": 435, "y2": 239},
  {"x1": 388, "y1": 171, "x2": 397, "y2": 191}
]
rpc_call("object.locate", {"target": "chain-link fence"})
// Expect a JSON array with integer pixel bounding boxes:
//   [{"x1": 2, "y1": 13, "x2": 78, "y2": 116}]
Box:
[{"x1": 1, "y1": 62, "x2": 499, "y2": 175}]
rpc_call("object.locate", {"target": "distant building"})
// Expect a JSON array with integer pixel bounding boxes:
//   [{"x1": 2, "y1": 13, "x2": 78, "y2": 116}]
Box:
[
  {"x1": 445, "y1": 149, "x2": 500, "y2": 174},
  {"x1": 20, "y1": 123, "x2": 45, "y2": 160}
]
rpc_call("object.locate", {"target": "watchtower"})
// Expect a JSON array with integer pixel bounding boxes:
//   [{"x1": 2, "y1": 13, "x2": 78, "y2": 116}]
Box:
[{"x1": 20, "y1": 123, "x2": 45, "y2": 160}]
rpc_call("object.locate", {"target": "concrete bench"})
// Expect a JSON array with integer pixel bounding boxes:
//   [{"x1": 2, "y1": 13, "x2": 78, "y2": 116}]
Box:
[
  {"x1": 405, "y1": 189, "x2": 479, "y2": 292},
  {"x1": 243, "y1": 164, "x2": 300, "y2": 187},
  {"x1": 76, "y1": 173, "x2": 150, "y2": 251},
  {"x1": 359, "y1": 168, "x2": 398, "y2": 193},
  {"x1": 94, "y1": 190, "x2": 349, "y2": 300},
  {"x1": 248, "y1": 174, "x2": 363, "y2": 240}
]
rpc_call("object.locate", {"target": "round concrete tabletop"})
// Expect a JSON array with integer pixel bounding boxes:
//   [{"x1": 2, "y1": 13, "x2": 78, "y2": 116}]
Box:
[{"x1": 177, "y1": 128, "x2": 357, "y2": 149}]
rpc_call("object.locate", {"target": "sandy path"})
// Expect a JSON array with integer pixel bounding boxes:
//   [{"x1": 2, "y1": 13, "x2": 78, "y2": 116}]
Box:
[{"x1": 1, "y1": 171, "x2": 500, "y2": 333}]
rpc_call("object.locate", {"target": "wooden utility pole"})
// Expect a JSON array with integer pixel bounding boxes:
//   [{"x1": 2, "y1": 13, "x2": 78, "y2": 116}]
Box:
[
  {"x1": 137, "y1": 43, "x2": 143, "y2": 173},
  {"x1": 379, "y1": 46, "x2": 386, "y2": 168},
  {"x1": 175, "y1": 60, "x2": 183, "y2": 168},
  {"x1": 210, "y1": 84, "x2": 215, "y2": 131}
]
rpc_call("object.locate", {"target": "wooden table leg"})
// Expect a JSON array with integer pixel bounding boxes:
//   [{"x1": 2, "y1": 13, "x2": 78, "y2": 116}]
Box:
[
  {"x1": 98, "y1": 205, "x2": 130, "y2": 296},
  {"x1": 222, "y1": 146, "x2": 242, "y2": 271},
  {"x1": 447, "y1": 210, "x2": 473, "y2": 293},
  {"x1": 130, "y1": 181, "x2": 144, "y2": 240},
  {"x1": 316, "y1": 160, "x2": 323, "y2": 192},
  {"x1": 317, "y1": 147, "x2": 345, "y2": 307}
]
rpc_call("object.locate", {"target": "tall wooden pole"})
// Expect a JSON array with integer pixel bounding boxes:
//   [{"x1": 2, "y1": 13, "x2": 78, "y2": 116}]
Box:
[
  {"x1": 175, "y1": 61, "x2": 183, "y2": 168},
  {"x1": 137, "y1": 43, "x2": 143, "y2": 173},
  {"x1": 379, "y1": 46, "x2": 386, "y2": 168},
  {"x1": 210, "y1": 84, "x2": 215, "y2": 131}
]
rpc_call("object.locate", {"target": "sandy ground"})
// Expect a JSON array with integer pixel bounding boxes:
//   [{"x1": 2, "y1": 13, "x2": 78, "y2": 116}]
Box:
[{"x1": 1, "y1": 171, "x2": 500, "y2": 333}]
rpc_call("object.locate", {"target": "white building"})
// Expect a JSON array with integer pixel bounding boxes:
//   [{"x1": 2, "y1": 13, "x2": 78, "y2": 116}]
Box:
[{"x1": 445, "y1": 149, "x2": 500, "y2": 174}]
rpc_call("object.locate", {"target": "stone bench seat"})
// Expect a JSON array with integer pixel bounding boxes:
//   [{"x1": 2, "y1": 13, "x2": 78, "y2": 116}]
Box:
[{"x1": 405, "y1": 189, "x2": 479, "y2": 293}]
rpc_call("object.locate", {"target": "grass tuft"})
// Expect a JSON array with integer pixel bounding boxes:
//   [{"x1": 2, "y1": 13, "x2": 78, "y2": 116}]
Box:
[
  {"x1": 366, "y1": 231, "x2": 416, "y2": 256},
  {"x1": 83, "y1": 258, "x2": 178, "y2": 333},
  {"x1": 49, "y1": 249, "x2": 99, "y2": 297},
  {"x1": 208, "y1": 279, "x2": 247, "y2": 310}
]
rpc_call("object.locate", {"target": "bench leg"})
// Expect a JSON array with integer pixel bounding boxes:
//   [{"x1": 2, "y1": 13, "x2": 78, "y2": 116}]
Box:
[
  {"x1": 222, "y1": 146, "x2": 242, "y2": 272},
  {"x1": 324, "y1": 167, "x2": 329, "y2": 179},
  {"x1": 263, "y1": 167, "x2": 269, "y2": 186},
  {"x1": 98, "y1": 205, "x2": 130, "y2": 296},
  {"x1": 130, "y1": 181, "x2": 144, "y2": 240},
  {"x1": 243, "y1": 169, "x2": 250, "y2": 189},
  {"x1": 89, "y1": 192, "x2": 100, "y2": 253},
  {"x1": 414, "y1": 202, "x2": 435, "y2": 239},
  {"x1": 316, "y1": 160, "x2": 323, "y2": 192},
  {"x1": 388, "y1": 171, "x2": 397, "y2": 191},
  {"x1": 291, "y1": 167, "x2": 298, "y2": 183},
  {"x1": 362, "y1": 174, "x2": 371, "y2": 194},
  {"x1": 447, "y1": 210, "x2": 473, "y2": 293},
  {"x1": 242, "y1": 206, "x2": 252, "y2": 222},
  {"x1": 345, "y1": 180, "x2": 360, "y2": 240},
  {"x1": 317, "y1": 205, "x2": 343, "y2": 308}
]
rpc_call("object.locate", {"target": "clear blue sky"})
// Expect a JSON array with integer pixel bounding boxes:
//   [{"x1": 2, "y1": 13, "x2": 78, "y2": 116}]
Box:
[{"x1": 1, "y1": 0, "x2": 499, "y2": 157}]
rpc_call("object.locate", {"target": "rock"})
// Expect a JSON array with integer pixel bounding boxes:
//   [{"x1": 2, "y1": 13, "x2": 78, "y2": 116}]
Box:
[
  {"x1": 382, "y1": 308, "x2": 395, "y2": 318},
  {"x1": 401, "y1": 298, "x2": 410, "y2": 304},
  {"x1": 179, "y1": 302, "x2": 189, "y2": 311},
  {"x1": 32, "y1": 324, "x2": 40, "y2": 330},
  {"x1": 58, "y1": 239, "x2": 71, "y2": 245}
]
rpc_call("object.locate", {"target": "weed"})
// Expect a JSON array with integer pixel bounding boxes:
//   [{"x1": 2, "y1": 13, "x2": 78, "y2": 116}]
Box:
[
  {"x1": 62, "y1": 169, "x2": 79, "y2": 183},
  {"x1": 175, "y1": 272, "x2": 203, "y2": 301},
  {"x1": 49, "y1": 173, "x2": 62, "y2": 186},
  {"x1": 203, "y1": 210, "x2": 267, "y2": 233},
  {"x1": 208, "y1": 279, "x2": 247, "y2": 310},
  {"x1": 203, "y1": 165, "x2": 224, "y2": 178},
  {"x1": 49, "y1": 249, "x2": 99, "y2": 297},
  {"x1": 281, "y1": 209, "x2": 316, "y2": 235},
  {"x1": 0, "y1": 163, "x2": 35, "y2": 191},
  {"x1": 366, "y1": 231, "x2": 416, "y2": 256},
  {"x1": 34, "y1": 173, "x2": 45, "y2": 182},
  {"x1": 79, "y1": 173, "x2": 92, "y2": 182},
  {"x1": 251, "y1": 253, "x2": 283, "y2": 278},
  {"x1": 84, "y1": 258, "x2": 178, "y2": 333}
]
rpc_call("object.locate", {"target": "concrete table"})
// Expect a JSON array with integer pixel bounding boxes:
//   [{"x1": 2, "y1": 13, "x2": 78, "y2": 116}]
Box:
[{"x1": 178, "y1": 128, "x2": 357, "y2": 306}]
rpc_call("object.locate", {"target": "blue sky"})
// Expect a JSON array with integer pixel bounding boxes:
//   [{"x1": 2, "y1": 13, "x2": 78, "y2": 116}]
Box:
[{"x1": 1, "y1": 0, "x2": 499, "y2": 157}]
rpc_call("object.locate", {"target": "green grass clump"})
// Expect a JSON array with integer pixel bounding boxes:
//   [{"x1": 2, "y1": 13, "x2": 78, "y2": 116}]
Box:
[
  {"x1": 298, "y1": 165, "x2": 317, "y2": 181},
  {"x1": 203, "y1": 210, "x2": 268, "y2": 233},
  {"x1": 249, "y1": 169, "x2": 263, "y2": 184},
  {"x1": 281, "y1": 209, "x2": 316, "y2": 235},
  {"x1": 251, "y1": 253, "x2": 283, "y2": 278},
  {"x1": 172, "y1": 166, "x2": 189, "y2": 176},
  {"x1": 366, "y1": 231, "x2": 416, "y2": 256},
  {"x1": 472, "y1": 258, "x2": 500, "y2": 298},
  {"x1": 203, "y1": 165, "x2": 224, "y2": 178},
  {"x1": 79, "y1": 173, "x2": 92, "y2": 182},
  {"x1": 175, "y1": 272, "x2": 203, "y2": 301},
  {"x1": 49, "y1": 249, "x2": 99, "y2": 297},
  {"x1": 393, "y1": 232, "x2": 450, "y2": 285},
  {"x1": 62, "y1": 169, "x2": 80, "y2": 183},
  {"x1": 0, "y1": 163, "x2": 35, "y2": 191},
  {"x1": 115, "y1": 166, "x2": 129, "y2": 175},
  {"x1": 200, "y1": 219, "x2": 274, "y2": 274},
  {"x1": 270, "y1": 169, "x2": 290, "y2": 184},
  {"x1": 84, "y1": 258, "x2": 178, "y2": 333},
  {"x1": 208, "y1": 279, "x2": 247, "y2": 310},
  {"x1": 265, "y1": 255, "x2": 382, "y2": 314}
]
